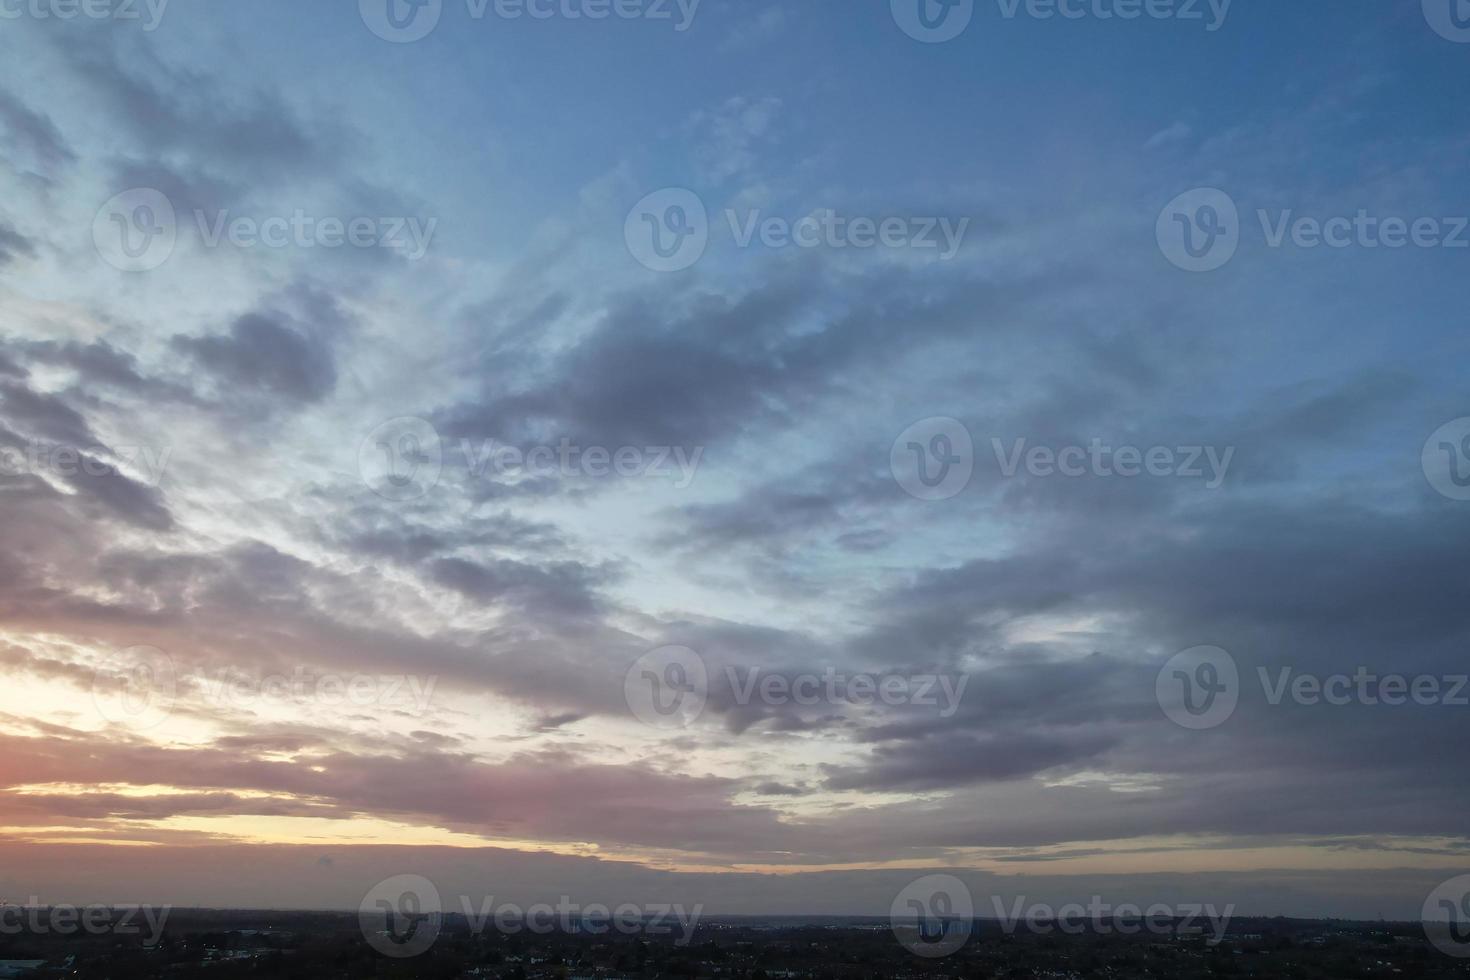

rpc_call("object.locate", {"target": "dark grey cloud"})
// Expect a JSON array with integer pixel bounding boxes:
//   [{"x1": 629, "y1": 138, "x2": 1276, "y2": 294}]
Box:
[
  {"x1": 0, "y1": 380, "x2": 98, "y2": 446},
  {"x1": 823, "y1": 730, "x2": 1119, "y2": 792},
  {"x1": 174, "y1": 310, "x2": 338, "y2": 406},
  {"x1": 442, "y1": 257, "x2": 1036, "y2": 452},
  {"x1": 0, "y1": 222, "x2": 36, "y2": 266},
  {"x1": 429, "y1": 556, "x2": 613, "y2": 620},
  {"x1": 0, "y1": 86, "x2": 76, "y2": 174},
  {"x1": 60, "y1": 33, "x2": 339, "y2": 182}
]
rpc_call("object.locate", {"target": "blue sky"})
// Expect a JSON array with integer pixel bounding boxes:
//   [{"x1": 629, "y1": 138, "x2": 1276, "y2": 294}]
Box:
[{"x1": 0, "y1": 0, "x2": 1468, "y2": 921}]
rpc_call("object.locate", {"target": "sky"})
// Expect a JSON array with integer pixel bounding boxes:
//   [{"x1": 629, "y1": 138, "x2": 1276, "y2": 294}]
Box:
[{"x1": 0, "y1": 0, "x2": 1468, "y2": 922}]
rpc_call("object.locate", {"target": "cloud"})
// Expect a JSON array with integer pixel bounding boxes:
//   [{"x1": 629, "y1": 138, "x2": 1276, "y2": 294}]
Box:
[
  {"x1": 173, "y1": 307, "x2": 340, "y2": 407},
  {"x1": 0, "y1": 86, "x2": 76, "y2": 174}
]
